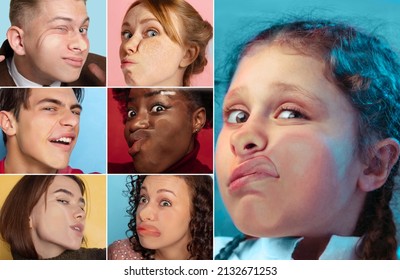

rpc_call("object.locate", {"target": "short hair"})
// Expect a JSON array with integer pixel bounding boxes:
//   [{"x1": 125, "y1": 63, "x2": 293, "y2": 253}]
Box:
[
  {"x1": 125, "y1": 0, "x2": 213, "y2": 86},
  {"x1": 9, "y1": 0, "x2": 87, "y2": 27},
  {"x1": 0, "y1": 175, "x2": 86, "y2": 259},
  {"x1": 0, "y1": 88, "x2": 84, "y2": 144}
]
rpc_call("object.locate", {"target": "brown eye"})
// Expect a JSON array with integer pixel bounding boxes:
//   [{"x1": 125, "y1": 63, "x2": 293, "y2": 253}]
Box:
[
  {"x1": 127, "y1": 109, "x2": 136, "y2": 118},
  {"x1": 139, "y1": 196, "x2": 148, "y2": 204},
  {"x1": 150, "y1": 105, "x2": 166, "y2": 113},
  {"x1": 277, "y1": 109, "x2": 306, "y2": 119},
  {"x1": 160, "y1": 200, "x2": 171, "y2": 207}
]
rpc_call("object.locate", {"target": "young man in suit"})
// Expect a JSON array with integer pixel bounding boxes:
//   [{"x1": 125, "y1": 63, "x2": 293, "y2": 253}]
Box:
[{"x1": 0, "y1": 0, "x2": 105, "y2": 86}]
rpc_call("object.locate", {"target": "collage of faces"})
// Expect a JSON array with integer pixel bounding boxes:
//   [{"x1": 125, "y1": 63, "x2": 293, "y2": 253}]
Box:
[{"x1": 1, "y1": 0, "x2": 400, "y2": 261}]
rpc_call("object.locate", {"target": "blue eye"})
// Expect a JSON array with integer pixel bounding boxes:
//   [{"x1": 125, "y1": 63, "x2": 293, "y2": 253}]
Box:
[
  {"x1": 226, "y1": 110, "x2": 249, "y2": 123},
  {"x1": 145, "y1": 29, "x2": 158, "y2": 37},
  {"x1": 121, "y1": 31, "x2": 132, "y2": 39}
]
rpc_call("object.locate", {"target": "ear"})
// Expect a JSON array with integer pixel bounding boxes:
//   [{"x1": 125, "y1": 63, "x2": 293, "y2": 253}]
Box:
[
  {"x1": 179, "y1": 44, "x2": 200, "y2": 68},
  {"x1": 191, "y1": 107, "x2": 206, "y2": 133},
  {"x1": 0, "y1": 111, "x2": 17, "y2": 138},
  {"x1": 7, "y1": 26, "x2": 26, "y2": 56},
  {"x1": 28, "y1": 217, "x2": 33, "y2": 229},
  {"x1": 358, "y1": 138, "x2": 400, "y2": 192}
]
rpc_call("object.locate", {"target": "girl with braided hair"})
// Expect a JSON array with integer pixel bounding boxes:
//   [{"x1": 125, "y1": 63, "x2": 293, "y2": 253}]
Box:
[{"x1": 215, "y1": 19, "x2": 400, "y2": 260}]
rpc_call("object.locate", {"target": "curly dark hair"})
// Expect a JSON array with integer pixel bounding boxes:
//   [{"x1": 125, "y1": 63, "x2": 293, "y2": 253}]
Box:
[{"x1": 125, "y1": 175, "x2": 213, "y2": 260}]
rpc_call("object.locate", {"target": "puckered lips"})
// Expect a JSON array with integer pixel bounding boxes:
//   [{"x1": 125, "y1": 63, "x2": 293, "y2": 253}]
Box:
[
  {"x1": 137, "y1": 223, "x2": 161, "y2": 237},
  {"x1": 228, "y1": 156, "x2": 280, "y2": 193},
  {"x1": 127, "y1": 129, "x2": 150, "y2": 156},
  {"x1": 120, "y1": 56, "x2": 138, "y2": 69},
  {"x1": 48, "y1": 133, "x2": 76, "y2": 152},
  {"x1": 70, "y1": 223, "x2": 84, "y2": 237}
]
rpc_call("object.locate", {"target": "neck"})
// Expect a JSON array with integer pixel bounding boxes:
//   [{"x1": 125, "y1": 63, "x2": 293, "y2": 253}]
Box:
[
  {"x1": 154, "y1": 248, "x2": 190, "y2": 260},
  {"x1": 5, "y1": 143, "x2": 57, "y2": 173},
  {"x1": 31, "y1": 233, "x2": 65, "y2": 259}
]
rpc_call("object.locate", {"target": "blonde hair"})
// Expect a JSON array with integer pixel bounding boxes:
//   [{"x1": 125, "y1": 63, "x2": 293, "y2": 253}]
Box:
[{"x1": 125, "y1": 0, "x2": 213, "y2": 86}]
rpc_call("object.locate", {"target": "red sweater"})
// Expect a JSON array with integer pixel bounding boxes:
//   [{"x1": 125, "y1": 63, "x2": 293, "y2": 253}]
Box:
[
  {"x1": 0, "y1": 157, "x2": 84, "y2": 174},
  {"x1": 108, "y1": 140, "x2": 212, "y2": 174}
]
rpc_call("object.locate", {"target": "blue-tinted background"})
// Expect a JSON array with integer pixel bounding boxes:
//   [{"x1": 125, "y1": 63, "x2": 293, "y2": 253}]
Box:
[
  {"x1": 0, "y1": 88, "x2": 107, "y2": 174},
  {"x1": 107, "y1": 174, "x2": 131, "y2": 245},
  {"x1": 214, "y1": 0, "x2": 400, "y2": 238},
  {"x1": 0, "y1": 0, "x2": 106, "y2": 56}
]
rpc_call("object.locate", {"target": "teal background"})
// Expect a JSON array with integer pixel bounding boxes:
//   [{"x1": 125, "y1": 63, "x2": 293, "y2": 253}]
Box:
[
  {"x1": 0, "y1": 88, "x2": 107, "y2": 174},
  {"x1": 214, "y1": 0, "x2": 400, "y2": 238},
  {"x1": 0, "y1": 0, "x2": 106, "y2": 56},
  {"x1": 107, "y1": 175, "x2": 131, "y2": 246}
]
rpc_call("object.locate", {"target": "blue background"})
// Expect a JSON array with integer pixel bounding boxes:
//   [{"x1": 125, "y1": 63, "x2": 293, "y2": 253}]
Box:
[
  {"x1": 0, "y1": 0, "x2": 106, "y2": 56},
  {"x1": 214, "y1": 0, "x2": 400, "y2": 238},
  {"x1": 107, "y1": 175, "x2": 132, "y2": 246},
  {"x1": 0, "y1": 88, "x2": 107, "y2": 174}
]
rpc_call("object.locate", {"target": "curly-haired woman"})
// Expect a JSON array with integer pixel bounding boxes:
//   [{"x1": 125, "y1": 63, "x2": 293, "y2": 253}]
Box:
[{"x1": 108, "y1": 175, "x2": 213, "y2": 260}]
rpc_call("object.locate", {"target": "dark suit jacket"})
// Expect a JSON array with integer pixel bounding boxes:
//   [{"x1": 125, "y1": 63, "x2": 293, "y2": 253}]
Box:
[{"x1": 0, "y1": 40, "x2": 106, "y2": 86}]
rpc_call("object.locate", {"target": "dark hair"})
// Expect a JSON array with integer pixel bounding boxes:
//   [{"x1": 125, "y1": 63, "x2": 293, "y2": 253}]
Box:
[
  {"x1": 217, "y1": 19, "x2": 400, "y2": 260},
  {"x1": 10, "y1": 0, "x2": 87, "y2": 27},
  {"x1": 0, "y1": 175, "x2": 86, "y2": 259},
  {"x1": 111, "y1": 88, "x2": 212, "y2": 128},
  {"x1": 125, "y1": 175, "x2": 213, "y2": 260},
  {"x1": 0, "y1": 88, "x2": 84, "y2": 144},
  {"x1": 125, "y1": 0, "x2": 213, "y2": 86}
]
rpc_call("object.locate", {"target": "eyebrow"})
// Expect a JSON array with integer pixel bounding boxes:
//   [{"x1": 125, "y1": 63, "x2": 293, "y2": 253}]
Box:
[
  {"x1": 141, "y1": 186, "x2": 177, "y2": 197},
  {"x1": 122, "y1": 17, "x2": 160, "y2": 28},
  {"x1": 49, "y1": 16, "x2": 90, "y2": 26},
  {"x1": 271, "y1": 82, "x2": 324, "y2": 104},
  {"x1": 127, "y1": 90, "x2": 176, "y2": 103},
  {"x1": 53, "y1": 188, "x2": 86, "y2": 206},
  {"x1": 226, "y1": 82, "x2": 324, "y2": 106},
  {"x1": 36, "y1": 98, "x2": 83, "y2": 111}
]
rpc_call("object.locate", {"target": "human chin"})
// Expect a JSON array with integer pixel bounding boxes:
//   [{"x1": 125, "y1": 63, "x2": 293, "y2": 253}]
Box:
[
  {"x1": 123, "y1": 70, "x2": 143, "y2": 86},
  {"x1": 54, "y1": 65, "x2": 83, "y2": 83}
]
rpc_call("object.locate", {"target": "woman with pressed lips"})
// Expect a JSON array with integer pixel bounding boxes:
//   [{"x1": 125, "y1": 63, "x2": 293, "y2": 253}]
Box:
[
  {"x1": 214, "y1": 19, "x2": 400, "y2": 260},
  {"x1": 0, "y1": 175, "x2": 105, "y2": 260},
  {"x1": 108, "y1": 175, "x2": 213, "y2": 260},
  {"x1": 119, "y1": 0, "x2": 213, "y2": 86},
  {"x1": 108, "y1": 88, "x2": 213, "y2": 174}
]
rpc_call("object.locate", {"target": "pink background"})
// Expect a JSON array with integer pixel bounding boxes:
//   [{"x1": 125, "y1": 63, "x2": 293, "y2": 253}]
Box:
[
  {"x1": 107, "y1": 0, "x2": 214, "y2": 86},
  {"x1": 107, "y1": 89, "x2": 214, "y2": 171}
]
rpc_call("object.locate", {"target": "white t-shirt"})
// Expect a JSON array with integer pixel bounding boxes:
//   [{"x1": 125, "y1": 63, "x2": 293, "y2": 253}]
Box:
[{"x1": 214, "y1": 235, "x2": 360, "y2": 260}]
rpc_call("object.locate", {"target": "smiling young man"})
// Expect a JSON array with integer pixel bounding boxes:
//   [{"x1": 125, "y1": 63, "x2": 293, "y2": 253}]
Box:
[
  {"x1": 0, "y1": 88, "x2": 84, "y2": 173},
  {"x1": 0, "y1": 0, "x2": 105, "y2": 86}
]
